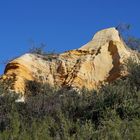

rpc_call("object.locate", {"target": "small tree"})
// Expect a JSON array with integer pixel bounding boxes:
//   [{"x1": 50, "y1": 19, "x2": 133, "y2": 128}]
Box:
[{"x1": 116, "y1": 23, "x2": 140, "y2": 51}]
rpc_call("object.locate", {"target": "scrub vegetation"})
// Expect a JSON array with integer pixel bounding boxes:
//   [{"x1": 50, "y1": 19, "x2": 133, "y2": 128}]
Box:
[{"x1": 0, "y1": 57, "x2": 140, "y2": 140}]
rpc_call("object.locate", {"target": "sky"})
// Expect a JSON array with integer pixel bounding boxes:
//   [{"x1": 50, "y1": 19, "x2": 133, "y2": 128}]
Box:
[{"x1": 0, "y1": 0, "x2": 140, "y2": 74}]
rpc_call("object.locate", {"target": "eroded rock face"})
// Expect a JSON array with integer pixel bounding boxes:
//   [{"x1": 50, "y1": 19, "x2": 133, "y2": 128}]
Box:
[{"x1": 0, "y1": 27, "x2": 134, "y2": 95}]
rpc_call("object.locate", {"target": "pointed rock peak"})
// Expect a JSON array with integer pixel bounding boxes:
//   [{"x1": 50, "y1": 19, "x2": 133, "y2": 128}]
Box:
[
  {"x1": 92, "y1": 27, "x2": 120, "y2": 42},
  {"x1": 80, "y1": 27, "x2": 122, "y2": 51}
]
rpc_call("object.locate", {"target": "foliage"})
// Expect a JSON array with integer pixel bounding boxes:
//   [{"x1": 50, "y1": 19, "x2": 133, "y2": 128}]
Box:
[
  {"x1": 116, "y1": 23, "x2": 140, "y2": 50},
  {"x1": 29, "y1": 42, "x2": 57, "y2": 58},
  {"x1": 126, "y1": 36, "x2": 140, "y2": 50},
  {"x1": 0, "y1": 58, "x2": 140, "y2": 140},
  {"x1": 28, "y1": 41, "x2": 47, "y2": 55}
]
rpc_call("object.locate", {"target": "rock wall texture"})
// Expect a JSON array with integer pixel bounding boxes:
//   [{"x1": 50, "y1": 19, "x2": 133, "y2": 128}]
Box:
[{"x1": 0, "y1": 27, "x2": 135, "y2": 95}]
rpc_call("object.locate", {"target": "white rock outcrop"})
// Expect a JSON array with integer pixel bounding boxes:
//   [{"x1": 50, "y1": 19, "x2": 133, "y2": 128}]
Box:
[{"x1": 0, "y1": 27, "x2": 134, "y2": 95}]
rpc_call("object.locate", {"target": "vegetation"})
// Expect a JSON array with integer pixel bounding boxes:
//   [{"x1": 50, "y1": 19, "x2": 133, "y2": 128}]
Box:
[
  {"x1": 0, "y1": 58, "x2": 139, "y2": 140},
  {"x1": 117, "y1": 23, "x2": 140, "y2": 50}
]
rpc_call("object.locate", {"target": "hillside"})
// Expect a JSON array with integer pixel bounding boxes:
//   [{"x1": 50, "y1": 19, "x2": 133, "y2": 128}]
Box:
[{"x1": 0, "y1": 27, "x2": 139, "y2": 139}]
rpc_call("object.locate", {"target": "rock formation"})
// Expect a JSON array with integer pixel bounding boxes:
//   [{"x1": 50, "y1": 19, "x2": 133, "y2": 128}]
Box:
[{"x1": 0, "y1": 27, "x2": 135, "y2": 97}]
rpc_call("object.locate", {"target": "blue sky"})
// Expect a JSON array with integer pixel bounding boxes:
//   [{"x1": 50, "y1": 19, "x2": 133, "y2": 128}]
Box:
[{"x1": 0, "y1": 0, "x2": 140, "y2": 74}]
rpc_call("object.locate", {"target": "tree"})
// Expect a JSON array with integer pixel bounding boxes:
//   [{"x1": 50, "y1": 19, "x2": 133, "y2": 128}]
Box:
[{"x1": 116, "y1": 23, "x2": 140, "y2": 51}]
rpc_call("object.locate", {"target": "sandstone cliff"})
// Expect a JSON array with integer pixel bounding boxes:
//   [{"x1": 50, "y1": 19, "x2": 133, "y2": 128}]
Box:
[{"x1": 0, "y1": 27, "x2": 135, "y2": 96}]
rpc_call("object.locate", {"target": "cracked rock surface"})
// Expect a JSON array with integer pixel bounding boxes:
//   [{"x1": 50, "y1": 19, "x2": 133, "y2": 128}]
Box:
[{"x1": 0, "y1": 27, "x2": 135, "y2": 95}]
